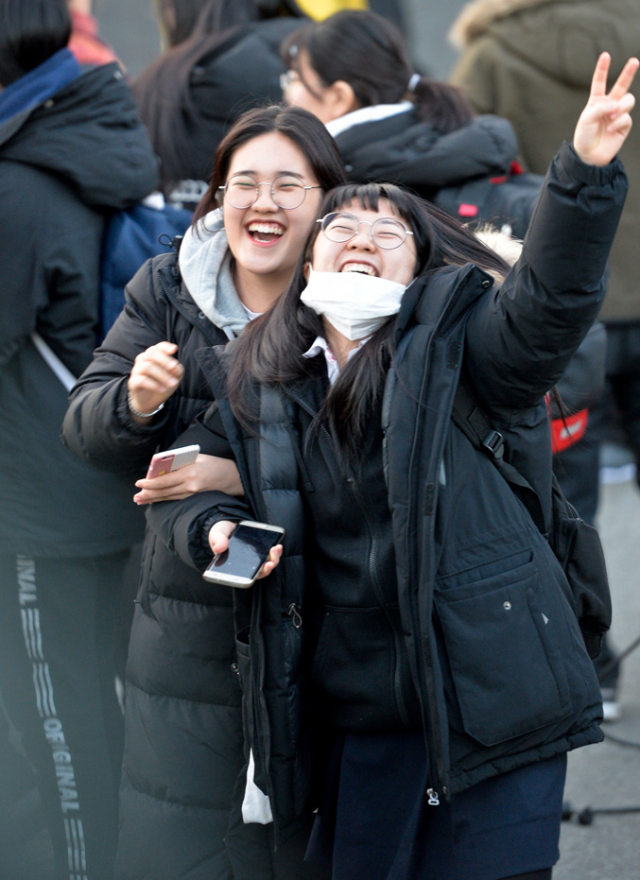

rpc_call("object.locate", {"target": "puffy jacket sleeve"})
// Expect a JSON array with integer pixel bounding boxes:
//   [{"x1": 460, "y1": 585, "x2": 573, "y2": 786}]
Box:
[
  {"x1": 62, "y1": 256, "x2": 175, "y2": 473},
  {"x1": 464, "y1": 142, "x2": 627, "y2": 411}
]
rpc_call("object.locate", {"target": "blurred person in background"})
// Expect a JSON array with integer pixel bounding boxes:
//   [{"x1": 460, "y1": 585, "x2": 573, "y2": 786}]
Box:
[
  {"x1": 449, "y1": 0, "x2": 640, "y2": 722},
  {"x1": 67, "y1": 0, "x2": 120, "y2": 67},
  {"x1": 279, "y1": 10, "x2": 526, "y2": 225},
  {"x1": 0, "y1": 0, "x2": 158, "y2": 878},
  {"x1": 134, "y1": 0, "x2": 306, "y2": 207}
]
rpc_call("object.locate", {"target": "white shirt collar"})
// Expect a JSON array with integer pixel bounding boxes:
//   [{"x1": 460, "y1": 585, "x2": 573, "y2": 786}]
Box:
[
  {"x1": 240, "y1": 301, "x2": 262, "y2": 321},
  {"x1": 325, "y1": 102, "x2": 412, "y2": 139},
  {"x1": 302, "y1": 335, "x2": 370, "y2": 385}
]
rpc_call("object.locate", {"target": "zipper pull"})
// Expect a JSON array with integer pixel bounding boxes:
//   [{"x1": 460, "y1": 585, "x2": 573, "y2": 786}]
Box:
[
  {"x1": 427, "y1": 788, "x2": 440, "y2": 806},
  {"x1": 287, "y1": 603, "x2": 303, "y2": 629}
]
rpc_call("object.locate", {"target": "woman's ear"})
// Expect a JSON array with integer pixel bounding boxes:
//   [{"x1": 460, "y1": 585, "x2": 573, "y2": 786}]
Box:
[
  {"x1": 325, "y1": 81, "x2": 360, "y2": 121},
  {"x1": 303, "y1": 261, "x2": 312, "y2": 282}
]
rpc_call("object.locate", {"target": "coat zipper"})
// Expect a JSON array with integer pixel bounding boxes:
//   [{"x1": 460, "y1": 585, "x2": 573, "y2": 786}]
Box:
[
  {"x1": 346, "y1": 472, "x2": 411, "y2": 728},
  {"x1": 283, "y1": 384, "x2": 411, "y2": 726},
  {"x1": 402, "y1": 277, "x2": 475, "y2": 801}
]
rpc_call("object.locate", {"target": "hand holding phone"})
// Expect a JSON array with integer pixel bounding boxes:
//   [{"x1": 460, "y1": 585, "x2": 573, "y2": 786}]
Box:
[{"x1": 203, "y1": 520, "x2": 285, "y2": 587}]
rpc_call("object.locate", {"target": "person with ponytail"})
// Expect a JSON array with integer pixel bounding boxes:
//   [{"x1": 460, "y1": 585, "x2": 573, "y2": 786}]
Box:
[{"x1": 279, "y1": 9, "x2": 519, "y2": 206}]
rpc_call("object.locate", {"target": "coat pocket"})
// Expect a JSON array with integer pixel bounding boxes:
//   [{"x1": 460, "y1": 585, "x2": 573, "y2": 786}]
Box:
[{"x1": 435, "y1": 556, "x2": 571, "y2": 746}]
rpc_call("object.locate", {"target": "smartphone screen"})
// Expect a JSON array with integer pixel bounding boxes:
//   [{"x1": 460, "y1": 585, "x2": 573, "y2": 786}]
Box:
[{"x1": 203, "y1": 522, "x2": 284, "y2": 587}]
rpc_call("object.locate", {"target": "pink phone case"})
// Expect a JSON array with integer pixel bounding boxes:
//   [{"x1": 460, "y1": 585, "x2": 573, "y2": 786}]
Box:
[{"x1": 145, "y1": 445, "x2": 200, "y2": 479}]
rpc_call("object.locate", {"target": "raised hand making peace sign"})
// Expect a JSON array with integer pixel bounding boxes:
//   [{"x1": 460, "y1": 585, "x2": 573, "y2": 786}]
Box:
[{"x1": 573, "y1": 52, "x2": 639, "y2": 166}]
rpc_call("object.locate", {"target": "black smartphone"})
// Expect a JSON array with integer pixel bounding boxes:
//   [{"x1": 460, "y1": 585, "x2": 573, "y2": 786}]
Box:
[{"x1": 202, "y1": 520, "x2": 285, "y2": 588}]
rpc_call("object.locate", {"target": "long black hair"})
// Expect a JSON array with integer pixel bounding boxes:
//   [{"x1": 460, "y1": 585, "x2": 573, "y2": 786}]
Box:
[
  {"x1": 191, "y1": 104, "x2": 347, "y2": 225},
  {"x1": 226, "y1": 182, "x2": 510, "y2": 458},
  {"x1": 0, "y1": 0, "x2": 71, "y2": 87},
  {"x1": 280, "y1": 10, "x2": 474, "y2": 133}
]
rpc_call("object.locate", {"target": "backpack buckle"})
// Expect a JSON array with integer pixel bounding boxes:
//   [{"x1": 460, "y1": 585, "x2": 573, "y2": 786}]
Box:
[{"x1": 482, "y1": 429, "x2": 504, "y2": 460}]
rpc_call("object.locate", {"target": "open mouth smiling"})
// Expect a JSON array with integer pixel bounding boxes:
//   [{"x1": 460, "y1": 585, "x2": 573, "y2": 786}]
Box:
[
  {"x1": 340, "y1": 262, "x2": 378, "y2": 276},
  {"x1": 247, "y1": 222, "x2": 285, "y2": 243}
]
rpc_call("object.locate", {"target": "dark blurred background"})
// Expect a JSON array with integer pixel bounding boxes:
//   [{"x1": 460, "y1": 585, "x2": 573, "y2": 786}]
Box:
[{"x1": 94, "y1": 0, "x2": 469, "y2": 79}]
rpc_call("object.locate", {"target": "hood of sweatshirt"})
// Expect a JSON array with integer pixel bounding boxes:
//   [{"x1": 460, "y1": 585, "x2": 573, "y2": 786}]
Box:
[
  {"x1": 0, "y1": 61, "x2": 158, "y2": 209},
  {"x1": 178, "y1": 207, "x2": 250, "y2": 339}
]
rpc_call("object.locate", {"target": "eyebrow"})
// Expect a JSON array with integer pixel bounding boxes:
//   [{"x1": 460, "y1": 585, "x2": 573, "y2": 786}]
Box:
[{"x1": 228, "y1": 170, "x2": 306, "y2": 180}]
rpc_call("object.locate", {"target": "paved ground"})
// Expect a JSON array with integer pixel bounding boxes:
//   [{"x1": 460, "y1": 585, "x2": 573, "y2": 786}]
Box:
[{"x1": 555, "y1": 474, "x2": 640, "y2": 879}]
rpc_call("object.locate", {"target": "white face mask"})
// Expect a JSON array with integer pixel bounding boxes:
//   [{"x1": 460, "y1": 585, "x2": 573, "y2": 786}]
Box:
[{"x1": 300, "y1": 268, "x2": 407, "y2": 341}]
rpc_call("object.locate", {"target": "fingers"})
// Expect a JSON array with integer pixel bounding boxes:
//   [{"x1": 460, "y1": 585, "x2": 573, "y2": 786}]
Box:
[
  {"x1": 133, "y1": 481, "x2": 192, "y2": 504},
  {"x1": 590, "y1": 52, "x2": 611, "y2": 99},
  {"x1": 208, "y1": 520, "x2": 236, "y2": 554},
  {"x1": 606, "y1": 92, "x2": 635, "y2": 134},
  {"x1": 130, "y1": 342, "x2": 184, "y2": 392},
  {"x1": 128, "y1": 342, "x2": 185, "y2": 416},
  {"x1": 133, "y1": 352, "x2": 183, "y2": 387},
  {"x1": 609, "y1": 56, "x2": 640, "y2": 101},
  {"x1": 589, "y1": 53, "x2": 639, "y2": 104},
  {"x1": 133, "y1": 456, "x2": 244, "y2": 504},
  {"x1": 256, "y1": 544, "x2": 283, "y2": 579},
  {"x1": 575, "y1": 54, "x2": 639, "y2": 165},
  {"x1": 133, "y1": 465, "x2": 199, "y2": 504}
]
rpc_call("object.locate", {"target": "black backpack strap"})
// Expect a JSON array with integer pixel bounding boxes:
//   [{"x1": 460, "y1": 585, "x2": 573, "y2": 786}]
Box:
[{"x1": 452, "y1": 376, "x2": 547, "y2": 535}]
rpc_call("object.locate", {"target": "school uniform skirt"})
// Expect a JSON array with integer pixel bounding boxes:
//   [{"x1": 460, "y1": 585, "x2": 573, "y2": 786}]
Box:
[{"x1": 305, "y1": 730, "x2": 566, "y2": 880}]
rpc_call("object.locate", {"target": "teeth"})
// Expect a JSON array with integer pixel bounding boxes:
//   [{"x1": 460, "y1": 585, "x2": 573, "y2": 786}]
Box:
[
  {"x1": 248, "y1": 223, "x2": 284, "y2": 235},
  {"x1": 341, "y1": 263, "x2": 375, "y2": 275}
]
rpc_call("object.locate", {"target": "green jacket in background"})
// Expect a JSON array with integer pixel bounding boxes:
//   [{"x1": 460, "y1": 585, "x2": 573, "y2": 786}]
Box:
[{"x1": 448, "y1": 0, "x2": 640, "y2": 322}]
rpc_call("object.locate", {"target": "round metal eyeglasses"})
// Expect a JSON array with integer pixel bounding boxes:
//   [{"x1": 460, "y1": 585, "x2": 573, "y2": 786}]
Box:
[
  {"x1": 219, "y1": 175, "x2": 322, "y2": 210},
  {"x1": 317, "y1": 212, "x2": 414, "y2": 250}
]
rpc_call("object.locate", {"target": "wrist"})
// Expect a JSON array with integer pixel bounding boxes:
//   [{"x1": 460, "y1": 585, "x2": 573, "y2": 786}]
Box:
[{"x1": 127, "y1": 393, "x2": 165, "y2": 420}]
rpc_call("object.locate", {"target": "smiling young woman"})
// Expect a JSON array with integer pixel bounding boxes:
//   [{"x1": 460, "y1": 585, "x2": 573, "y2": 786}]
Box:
[
  {"x1": 216, "y1": 130, "x2": 323, "y2": 311},
  {"x1": 62, "y1": 104, "x2": 345, "y2": 880}
]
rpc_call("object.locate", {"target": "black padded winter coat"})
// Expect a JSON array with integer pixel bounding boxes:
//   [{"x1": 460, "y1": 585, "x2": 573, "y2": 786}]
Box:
[{"x1": 63, "y1": 253, "x2": 275, "y2": 879}]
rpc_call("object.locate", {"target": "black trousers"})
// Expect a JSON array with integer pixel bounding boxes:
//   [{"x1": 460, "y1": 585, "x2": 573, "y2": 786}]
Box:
[{"x1": 0, "y1": 552, "x2": 128, "y2": 880}]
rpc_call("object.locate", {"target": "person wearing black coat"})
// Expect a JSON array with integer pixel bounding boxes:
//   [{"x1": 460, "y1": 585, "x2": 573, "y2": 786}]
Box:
[
  {"x1": 62, "y1": 105, "x2": 345, "y2": 878},
  {"x1": 146, "y1": 53, "x2": 636, "y2": 880},
  {"x1": 0, "y1": 1, "x2": 158, "y2": 878},
  {"x1": 134, "y1": 0, "x2": 305, "y2": 200}
]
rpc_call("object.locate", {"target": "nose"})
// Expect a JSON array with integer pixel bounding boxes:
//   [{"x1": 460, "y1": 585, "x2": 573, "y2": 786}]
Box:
[
  {"x1": 253, "y1": 182, "x2": 278, "y2": 210},
  {"x1": 347, "y1": 223, "x2": 375, "y2": 251}
]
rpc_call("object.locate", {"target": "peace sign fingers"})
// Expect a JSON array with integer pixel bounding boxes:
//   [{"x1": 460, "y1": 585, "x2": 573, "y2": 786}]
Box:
[
  {"x1": 608, "y1": 55, "x2": 640, "y2": 102},
  {"x1": 589, "y1": 51, "x2": 612, "y2": 100},
  {"x1": 574, "y1": 52, "x2": 639, "y2": 166}
]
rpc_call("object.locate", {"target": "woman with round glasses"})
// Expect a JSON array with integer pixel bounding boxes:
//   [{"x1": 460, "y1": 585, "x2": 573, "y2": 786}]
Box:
[
  {"x1": 147, "y1": 54, "x2": 637, "y2": 880},
  {"x1": 62, "y1": 104, "x2": 345, "y2": 880}
]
